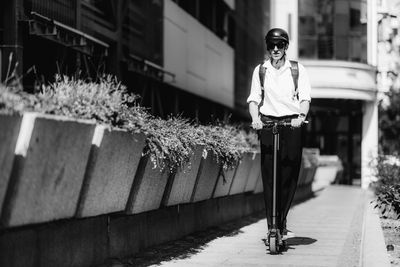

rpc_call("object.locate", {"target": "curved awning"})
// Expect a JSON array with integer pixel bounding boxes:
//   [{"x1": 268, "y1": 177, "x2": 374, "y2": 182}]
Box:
[{"x1": 302, "y1": 60, "x2": 378, "y2": 101}]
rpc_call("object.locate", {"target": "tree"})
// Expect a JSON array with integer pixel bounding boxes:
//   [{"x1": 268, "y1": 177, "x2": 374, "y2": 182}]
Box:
[{"x1": 379, "y1": 86, "x2": 400, "y2": 155}]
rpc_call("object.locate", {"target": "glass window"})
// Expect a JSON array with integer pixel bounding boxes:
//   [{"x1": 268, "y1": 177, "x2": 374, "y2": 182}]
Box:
[
  {"x1": 83, "y1": 0, "x2": 114, "y2": 23},
  {"x1": 173, "y1": 0, "x2": 234, "y2": 47},
  {"x1": 199, "y1": 1, "x2": 214, "y2": 29},
  {"x1": 0, "y1": 1, "x2": 3, "y2": 44},
  {"x1": 215, "y1": 1, "x2": 229, "y2": 40},
  {"x1": 299, "y1": 0, "x2": 334, "y2": 59},
  {"x1": 175, "y1": 0, "x2": 198, "y2": 18},
  {"x1": 299, "y1": 0, "x2": 368, "y2": 63}
]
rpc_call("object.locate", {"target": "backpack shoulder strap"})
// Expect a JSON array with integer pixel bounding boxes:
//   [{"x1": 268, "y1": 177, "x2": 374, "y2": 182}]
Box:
[
  {"x1": 289, "y1": 60, "x2": 299, "y2": 100},
  {"x1": 289, "y1": 60, "x2": 299, "y2": 89},
  {"x1": 258, "y1": 62, "x2": 266, "y2": 108},
  {"x1": 258, "y1": 62, "x2": 266, "y2": 89}
]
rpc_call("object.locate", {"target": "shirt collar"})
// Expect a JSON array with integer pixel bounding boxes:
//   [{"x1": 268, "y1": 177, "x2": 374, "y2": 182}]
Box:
[{"x1": 264, "y1": 58, "x2": 291, "y2": 71}]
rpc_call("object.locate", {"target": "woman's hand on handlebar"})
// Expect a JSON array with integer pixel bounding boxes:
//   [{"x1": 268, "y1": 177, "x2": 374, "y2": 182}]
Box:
[
  {"x1": 291, "y1": 117, "x2": 305, "y2": 128},
  {"x1": 251, "y1": 117, "x2": 263, "y2": 130}
]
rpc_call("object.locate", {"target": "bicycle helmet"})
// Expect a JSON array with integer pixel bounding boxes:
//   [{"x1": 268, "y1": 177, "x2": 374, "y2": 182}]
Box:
[{"x1": 265, "y1": 28, "x2": 289, "y2": 44}]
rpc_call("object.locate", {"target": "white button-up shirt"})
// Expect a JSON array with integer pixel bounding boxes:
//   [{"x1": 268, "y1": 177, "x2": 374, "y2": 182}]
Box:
[{"x1": 247, "y1": 59, "x2": 311, "y2": 117}]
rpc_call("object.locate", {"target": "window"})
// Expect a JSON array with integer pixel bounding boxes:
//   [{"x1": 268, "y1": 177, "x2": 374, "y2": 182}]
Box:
[
  {"x1": 299, "y1": 0, "x2": 367, "y2": 63},
  {"x1": 199, "y1": 0, "x2": 214, "y2": 29},
  {"x1": 0, "y1": 1, "x2": 3, "y2": 44},
  {"x1": 299, "y1": 0, "x2": 334, "y2": 59},
  {"x1": 172, "y1": 0, "x2": 234, "y2": 46},
  {"x1": 173, "y1": 0, "x2": 198, "y2": 17},
  {"x1": 82, "y1": 0, "x2": 115, "y2": 23}
]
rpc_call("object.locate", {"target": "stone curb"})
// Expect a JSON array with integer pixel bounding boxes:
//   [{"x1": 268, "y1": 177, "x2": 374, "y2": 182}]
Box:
[{"x1": 360, "y1": 191, "x2": 391, "y2": 267}]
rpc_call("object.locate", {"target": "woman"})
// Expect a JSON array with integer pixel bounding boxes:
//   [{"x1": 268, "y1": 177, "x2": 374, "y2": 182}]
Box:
[{"x1": 247, "y1": 28, "x2": 311, "y2": 242}]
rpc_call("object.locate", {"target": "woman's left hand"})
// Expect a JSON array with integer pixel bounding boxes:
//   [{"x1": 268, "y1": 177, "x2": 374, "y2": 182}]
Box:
[{"x1": 291, "y1": 117, "x2": 305, "y2": 128}]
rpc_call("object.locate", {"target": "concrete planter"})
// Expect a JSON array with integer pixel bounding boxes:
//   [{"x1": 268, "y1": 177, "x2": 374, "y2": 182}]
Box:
[
  {"x1": 297, "y1": 162, "x2": 307, "y2": 185},
  {"x1": 229, "y1": 152, "x2": 254, "y2": 195},
  {"x1": 125, "y1": 155, "x2": 170, "y2": 214},
  {"x1": 314, "y1": 165, "x2": 338, "y2": 183},
  {"x1": 191, "y1": 151, "x2": 220, "y2": 202},
  {"x1": 163, "y1": 146, "x2": 204, "y2": 206},
  {"x1": 0, "y1": 114, "x2": 22, "y2": 212},
  {"x1": 1, "y1": 113, "x2": 95, "y2": 227},
  {"x1": 313, "y1": 155, "x2": 343, "y2": 191},
  {"x1": 297, "y1": 148, "x2": 319, "y2": 187},
  {"x1": 244, "y1": 153, "x2": 261, "y2": 192},
  {"x1": 75, "y1": 126, "x2": 146, "y2": 218},
  {"x1": 253, "y1": 174, "x2": 264, "y2": 194},
  {"x1": 213, "y1": 164, "x2": 237, "y2": 198}
]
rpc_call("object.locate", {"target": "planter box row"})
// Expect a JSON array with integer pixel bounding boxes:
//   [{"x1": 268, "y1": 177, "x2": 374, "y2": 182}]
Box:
[{"x1": 0, "y1": 113, "x2": 264, "y2": 228}]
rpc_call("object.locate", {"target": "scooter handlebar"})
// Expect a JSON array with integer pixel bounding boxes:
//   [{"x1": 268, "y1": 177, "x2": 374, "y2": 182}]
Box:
[{"x1": 262, "y1": 120, "x2": 308, "y2": 128}]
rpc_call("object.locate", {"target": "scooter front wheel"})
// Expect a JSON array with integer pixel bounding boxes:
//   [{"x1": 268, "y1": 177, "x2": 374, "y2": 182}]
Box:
[{"x1": 269, "y1": 236, "x2": 278, "y2": 254}]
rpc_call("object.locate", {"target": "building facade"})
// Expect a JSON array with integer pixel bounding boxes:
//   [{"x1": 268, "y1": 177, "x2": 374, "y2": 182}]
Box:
[
  {"x1": 271, "y1": 0, "x2": 378, "y2": 187},
  {"x1": 1, "y1": 0, "x2": 379, "y2": 187},
  {"x1": 0, "y1": 0, "x2": 269, "y2": 123},
  {"x1": 376, "y1": 0, "x2": 400, "y2": 102}
]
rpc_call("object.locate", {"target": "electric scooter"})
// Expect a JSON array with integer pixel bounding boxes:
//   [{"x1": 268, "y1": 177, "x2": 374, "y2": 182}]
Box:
[{"x1": 263, "y1": 119, "x2": 307, "y2": 254}]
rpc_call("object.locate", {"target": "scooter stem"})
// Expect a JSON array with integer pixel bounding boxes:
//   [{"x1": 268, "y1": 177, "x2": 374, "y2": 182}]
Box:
[{"x1": 272, "y1": 124, "x2": 279, "y2": 228}]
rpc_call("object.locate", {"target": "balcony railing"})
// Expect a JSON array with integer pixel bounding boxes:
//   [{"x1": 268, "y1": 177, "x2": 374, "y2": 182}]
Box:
[{"x1": 26, "y1": 0, "x2": 77, "y2": 27}]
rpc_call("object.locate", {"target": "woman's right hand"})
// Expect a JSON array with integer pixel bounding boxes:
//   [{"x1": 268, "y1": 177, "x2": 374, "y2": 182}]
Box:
[{"x1": 251, "y1": 117, "x2": 263, "y2": 130}]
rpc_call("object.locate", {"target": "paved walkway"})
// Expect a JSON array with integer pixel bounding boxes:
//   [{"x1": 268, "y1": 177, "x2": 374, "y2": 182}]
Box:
[{"x1": 118, "y1": 185, "x2": 390, "y2": 267}]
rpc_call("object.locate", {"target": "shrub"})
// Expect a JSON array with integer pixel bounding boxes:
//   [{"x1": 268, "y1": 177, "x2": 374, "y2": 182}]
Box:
[
  {"x1": 1, "y1": 75, "x2": 148, "y2": 131},
  {"x1": 195, "y1": 123, "x2": 255, "y2": 170},
  {"x1": 379, "y1": 87, "x2": 400, "y2": 154},
  {"x1": 0, "y1": 83, "x2": 36, "y2": 115},
  {"x1": 38, "y1": 75, "x2": 148, "y2": 131},
  {"x1": 141, "y1": 119, "x2": 257, "y2": 172},
  {"x1": 141, "y1": 116, "x2": 199, "y2": 172},
  {"x1": 1, "y1": 77, "x2": 260, "y2": 173},
  {"x1": 374, "y1": 184, "x2": 400, "y2": 219},
  {"x1": 372, "y1": 154, "x2": 400, "y2": 219},
  {"x1": 371, "y1": 154, "x2": 400, "y2": 194}
]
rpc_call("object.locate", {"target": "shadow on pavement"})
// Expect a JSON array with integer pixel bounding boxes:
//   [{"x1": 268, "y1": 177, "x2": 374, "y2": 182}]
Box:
[
  {"x1": 280, "y1": 236, "x2": 318, "y2": 253},
  {"x1": 98, "y1": 193, "x2": 319, "y2": 266},
  {"x1": 286, "y1": 236, "x2": 317, "y2": 246},
  {"x1": 99, "y1": 213, "x2": 265, "y2": 267}
]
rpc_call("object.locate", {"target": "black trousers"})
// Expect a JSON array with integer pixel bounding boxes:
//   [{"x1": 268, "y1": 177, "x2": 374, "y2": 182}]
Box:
[{"x1": 259, "y1": 115, "x2": 303, "y2": 232}]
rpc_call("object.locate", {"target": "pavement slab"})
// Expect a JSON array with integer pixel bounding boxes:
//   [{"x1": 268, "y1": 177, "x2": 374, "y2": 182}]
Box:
[{"x1": 113, "y1": 185, "x2": 390, "y2": 267}]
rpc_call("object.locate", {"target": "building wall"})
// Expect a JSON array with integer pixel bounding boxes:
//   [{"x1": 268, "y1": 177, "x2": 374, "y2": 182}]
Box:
[
  {"x1": 234, "y1": 0, "x2": 270, "y2": 117},
  {"x1": 1, "y1": 0, "x2": 271, "y2": 121},
  {"x1": 270, "y1": 0, "x2": 298, "y2": 59},
  {"x1": 298, "y1": 0, "x2": 368, "y2": 63},
  {"x1": 163, "y1": 0, "x2": 235, "y2": 108},
  {"x1": 291, "y1": 0, "x2": 378, "y2": 187},
  {"x1": 376, "y1": 0, "x2": 400, "y2": 101}
]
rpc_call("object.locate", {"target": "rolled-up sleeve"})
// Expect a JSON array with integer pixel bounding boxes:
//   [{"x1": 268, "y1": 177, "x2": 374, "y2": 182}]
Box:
[
  {"x1": 298, "y1": 63, "x2": 312, "y2": 102},
  {"x1": 246, "y1": 65, "x2": 262, "y2": 105}
]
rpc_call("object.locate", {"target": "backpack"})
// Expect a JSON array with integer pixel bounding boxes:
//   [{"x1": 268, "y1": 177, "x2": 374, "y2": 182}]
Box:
[{"x1": 258, "y1": 60, "x2": 299, "y2": 104}]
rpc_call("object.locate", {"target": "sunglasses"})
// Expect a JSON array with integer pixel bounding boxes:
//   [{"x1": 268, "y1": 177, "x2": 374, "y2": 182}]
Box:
[{"x1": 267, "y1": 41, "x2": 286, "y2": 50}]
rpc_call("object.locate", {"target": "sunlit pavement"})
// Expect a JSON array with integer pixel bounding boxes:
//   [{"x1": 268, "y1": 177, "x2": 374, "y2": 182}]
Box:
[{"x1": 115, "y1": 186, "x2": 389, "y2": 267}]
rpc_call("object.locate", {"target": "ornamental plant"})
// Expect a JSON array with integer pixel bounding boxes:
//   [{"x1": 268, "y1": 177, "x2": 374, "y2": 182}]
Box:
[
  {"x1": 0, "y1": 75, "x2": 148, "y2": 132},
  {"x1": 374, "y1": 184, "x2": 400, "y2": 219},
  {"x1": 195, "y1": 123, "x2": 254, "y2": 170},
  {"x1": 379, "y1": 87, "x2": 400, "y2": 154},
  {"x1": 38, "y1": 75, "x2": 148, "y2": 131},
  {"x1": 140, "y1": 116, "x2": 199, "y2": 172},
  {"x1": 0, "y1": 76, "x2": 259, "y2": 172},
  {"x1": 0, "y1": 81, "x2": 39, "y2": 115},
  {"x1": 371, "y1": 154, "x2": 400, "y2": 219}
]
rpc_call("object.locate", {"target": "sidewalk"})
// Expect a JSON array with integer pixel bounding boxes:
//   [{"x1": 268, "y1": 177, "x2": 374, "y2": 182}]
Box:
[{"x1": 118, "y1": 185, "x2": 390, "y2": 267}]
